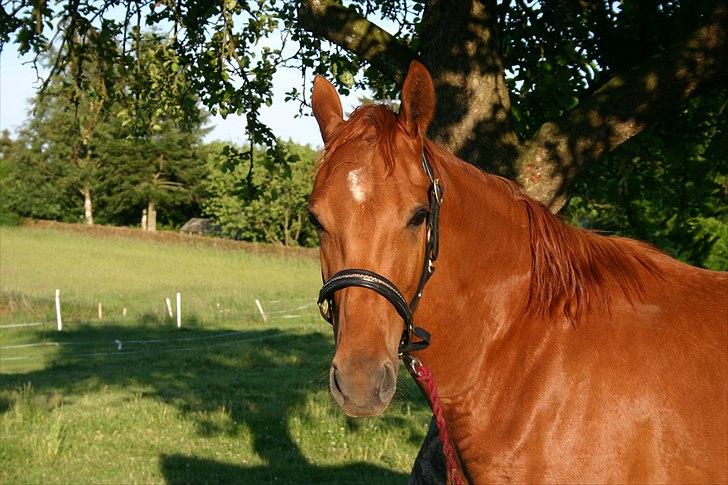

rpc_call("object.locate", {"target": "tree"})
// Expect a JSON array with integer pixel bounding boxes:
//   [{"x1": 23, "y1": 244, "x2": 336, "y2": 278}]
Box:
[
  {"x1": 107, "y1": 31, "x2": 209, "y2": 230},
  {"x1": 1, "y1": 33, "x2": 208, "y2": 230},
  {"x1": 0, "y1": 140, "x2": 82, "y2": 224},
  {"x1": 2, "y1": 43, "x2": 116, "y2": 225},
  {"x1": 564, "y1": 90, "x2": 728, "y2": 270},
  {"x1": 3, "y1": 1, "x2": 725, "y2": 213},
  {"x1": 94, "y1": 113, "x2": 208, "y2": 230},
  {"x1": 37, "y1": 68, "x2": 109, "y2": 225},
  {"x1": 203, "y1": 140, "x2": 319, "y2": 246},
  {"x1": 1, "y1": 101, "x2": 95, "y2": 225}
]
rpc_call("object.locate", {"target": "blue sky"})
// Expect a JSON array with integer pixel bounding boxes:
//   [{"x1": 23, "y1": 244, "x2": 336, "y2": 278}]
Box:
[{"x1": 0, "y1": 42, "x2": 366, "y2": 149}]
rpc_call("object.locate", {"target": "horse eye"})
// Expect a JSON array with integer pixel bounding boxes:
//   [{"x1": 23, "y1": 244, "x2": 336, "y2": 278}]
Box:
[
  {"x1": 408, "y1": 208, "x2": 429, "y2": 228},
  {"x1": 308, "y1": 211, "x2": 324, "y2": 231}
]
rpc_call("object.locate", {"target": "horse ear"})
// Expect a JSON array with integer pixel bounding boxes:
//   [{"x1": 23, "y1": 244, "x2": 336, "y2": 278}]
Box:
[
  {"x1": 398, "y1": 60, "x2": 435, "y2": 138},
  {"x1": 312, "y1": 75, "x2": 344, "y2": 145}
]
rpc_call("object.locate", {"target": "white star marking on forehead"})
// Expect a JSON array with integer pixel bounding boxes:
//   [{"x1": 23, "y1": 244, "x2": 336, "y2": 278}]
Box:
[{"x1": 347, "y1": 168, "x2": 366, "y2": 203}]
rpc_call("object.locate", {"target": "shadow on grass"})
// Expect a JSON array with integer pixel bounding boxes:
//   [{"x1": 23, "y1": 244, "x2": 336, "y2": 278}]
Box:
[
  {"x1": 0, "y1": 323, "x2": 426, "y2": 483},
  {"x1": 160, "y1": 454, "x2": 409, "y2": 484}
]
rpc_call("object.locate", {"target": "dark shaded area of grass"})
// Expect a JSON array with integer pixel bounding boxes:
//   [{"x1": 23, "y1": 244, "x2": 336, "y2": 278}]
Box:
[
  {"x1": 1, "y1": 323, "x2": 427, "y2": 483},
  {"x1": 160, "y1": 454, "x2": 409, "y2": 484}
]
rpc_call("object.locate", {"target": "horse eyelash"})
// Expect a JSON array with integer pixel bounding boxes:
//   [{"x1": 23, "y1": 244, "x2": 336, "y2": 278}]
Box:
[
  {"x1": 408, "y1": 208, "x2": 429, "y2": 228},
  {"x1": 308, "y1": 211, "x2": 325, "y2": 232}
]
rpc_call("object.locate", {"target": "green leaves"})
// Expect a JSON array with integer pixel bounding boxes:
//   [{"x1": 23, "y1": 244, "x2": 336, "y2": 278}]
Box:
[
  {"x1": 2, "y1": 30, "x2": 209, "y2": 228},
  {"x1": 564, "y1": 89, "x2": 728, "y2": 270},
  {"x1": 117, "y1": 32, "x2": 199, "y2": 139},
  {"x1": 203, "y1": 140, "x2": 319, "y2": 247}
]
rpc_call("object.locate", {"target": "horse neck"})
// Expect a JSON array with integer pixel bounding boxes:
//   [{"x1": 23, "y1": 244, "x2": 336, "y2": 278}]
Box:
[{"x1": 416, "y1": 143, "x2": 534, "y2": 397}]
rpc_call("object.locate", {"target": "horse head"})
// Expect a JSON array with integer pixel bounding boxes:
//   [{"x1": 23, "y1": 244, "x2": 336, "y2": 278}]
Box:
[{"x1": 308, "y1": 62, "x2": 437, "y2": 417}]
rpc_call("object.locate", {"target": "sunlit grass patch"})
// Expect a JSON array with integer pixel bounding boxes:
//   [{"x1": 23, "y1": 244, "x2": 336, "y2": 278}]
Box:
[{"x1": 0, "y1": 225, "x2": 430, "y2": 483}]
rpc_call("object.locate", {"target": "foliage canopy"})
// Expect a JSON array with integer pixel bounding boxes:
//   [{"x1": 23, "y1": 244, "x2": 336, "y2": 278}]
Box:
[{"x1": 1, "y1": 1, "x2": 725, "y2": 264}]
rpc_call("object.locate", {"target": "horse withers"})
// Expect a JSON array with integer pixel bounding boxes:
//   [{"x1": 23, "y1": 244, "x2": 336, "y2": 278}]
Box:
[{"x1": 307, "y1": 61, "x2": 728, "y2": 483}]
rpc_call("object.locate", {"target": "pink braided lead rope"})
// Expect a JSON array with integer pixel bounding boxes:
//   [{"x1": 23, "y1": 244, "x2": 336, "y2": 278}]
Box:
[{"x1": 408, "y1": 357, "x2": 466, "y2": 485}]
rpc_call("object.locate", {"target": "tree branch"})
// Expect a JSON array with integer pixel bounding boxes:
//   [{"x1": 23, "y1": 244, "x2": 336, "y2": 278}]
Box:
[
  {"x1": 516, "y1": 4, "x2": 728, "y2": 212},
  {"x1": 297, "y1": 0, "x2": 416, "y2": 84}
]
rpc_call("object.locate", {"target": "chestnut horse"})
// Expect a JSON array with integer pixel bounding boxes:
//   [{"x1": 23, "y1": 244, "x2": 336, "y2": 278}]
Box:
[{"x1": 307, "y1": 61, "x2": 727, "y2": 483}]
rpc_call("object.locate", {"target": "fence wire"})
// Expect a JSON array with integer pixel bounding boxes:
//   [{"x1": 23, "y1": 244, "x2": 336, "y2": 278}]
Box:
[{"x1": 1, "y1": 297, "x2": 324, "y2": 364}]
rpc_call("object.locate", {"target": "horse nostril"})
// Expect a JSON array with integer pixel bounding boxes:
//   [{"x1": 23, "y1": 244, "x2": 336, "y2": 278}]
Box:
[
  {"x1": 334, "y1": 372, "x2": 343, "y2": 395},
  {"x1": 379, "y1": 362, "x2": 396, "y2": 402},
  {"x1": 330, "y1": 364, "x2": 345, "y2": 399}
]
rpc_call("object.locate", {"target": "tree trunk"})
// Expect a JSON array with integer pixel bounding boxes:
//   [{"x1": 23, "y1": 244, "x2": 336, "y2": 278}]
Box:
[
  {"x1": 82, "y1": 187, "x2": 93, "y2": 225},
  {"x1": 262, "y1": 226, "x2": 282, "y2": 245},
  {"x1": 419, "y1": 0, "x2": 520, "y2": 175},
  {"x1": 515, "y1": 5, "x2": 727, "y2": 211},
  {"x1": 293, "y1": 212, "x2": 303, "y2": 244},
  {"x1": 146, "y1": 201, "x2": 157, "y2": 232},
  {"x1": 283, "y1": 211, "x2": 291, "y2": 246}
]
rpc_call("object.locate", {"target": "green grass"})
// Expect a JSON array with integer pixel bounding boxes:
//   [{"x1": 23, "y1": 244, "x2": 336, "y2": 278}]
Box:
[
  {"x1": 0, "y1": 224, "x2": 321, "y2": 328},
  {"x1": 0, "y1": 225, "x2": 430, "y2": 483}
]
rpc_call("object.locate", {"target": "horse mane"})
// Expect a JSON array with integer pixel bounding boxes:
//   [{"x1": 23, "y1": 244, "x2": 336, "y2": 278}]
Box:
[
  {"x1": 519, "y1": 195, "x2": 663, "y2": 324},
  {"x1": 317, "y1": 103, "x2": 663, "y2": 325},
  {"x1": 426, "y1": 143, "x2": 663, "y2": 324}
]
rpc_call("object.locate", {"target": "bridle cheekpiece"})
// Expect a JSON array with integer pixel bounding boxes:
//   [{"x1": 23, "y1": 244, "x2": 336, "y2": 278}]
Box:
[{"x1": 317, "y1": 152, "x2": 442, "y2": 357}]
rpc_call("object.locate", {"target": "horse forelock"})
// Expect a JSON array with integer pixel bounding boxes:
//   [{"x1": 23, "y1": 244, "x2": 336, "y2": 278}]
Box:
[{"x1": 316, "y1": 104, "x2": 401, "y2": 176}]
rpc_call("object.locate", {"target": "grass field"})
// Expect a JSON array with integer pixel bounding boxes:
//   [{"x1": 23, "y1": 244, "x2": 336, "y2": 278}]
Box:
[{"x1": 0, "y1": 224, "x2": 430, "y2": 483}]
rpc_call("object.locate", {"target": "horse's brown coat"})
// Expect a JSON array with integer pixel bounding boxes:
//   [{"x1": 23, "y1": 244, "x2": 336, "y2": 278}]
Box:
[{"x1": 309, "y1": 62, "x2": 728, "y2": 483}]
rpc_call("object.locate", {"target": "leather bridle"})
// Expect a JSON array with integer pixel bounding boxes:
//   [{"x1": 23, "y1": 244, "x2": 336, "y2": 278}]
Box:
[
  {"x1": 317, "y1": 152, "x2": 443, "y2": 357},
  {"x1": 315, "y1": 153, "x2": 466, "y2": 484}
]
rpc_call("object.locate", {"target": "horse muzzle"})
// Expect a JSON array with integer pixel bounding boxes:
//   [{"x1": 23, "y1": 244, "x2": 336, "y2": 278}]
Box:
[{"x1": 330, "y1": 358, "x2": 398, "y2": 417}]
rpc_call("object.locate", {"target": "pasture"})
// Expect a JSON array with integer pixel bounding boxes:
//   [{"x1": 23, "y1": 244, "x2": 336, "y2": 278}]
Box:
[{"x1": 0, "y1": 224, "x2": 430, "y2": 483}]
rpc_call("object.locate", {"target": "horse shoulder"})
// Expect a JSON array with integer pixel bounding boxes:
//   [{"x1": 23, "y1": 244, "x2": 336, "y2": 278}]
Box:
[{"x1": 463, "y1": 256, "x2": 727, "y2": 483}]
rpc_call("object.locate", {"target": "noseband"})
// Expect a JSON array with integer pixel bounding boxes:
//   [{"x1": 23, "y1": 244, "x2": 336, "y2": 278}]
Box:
[{"x1": 317, "y1": 152, "x2": 442, "y2": 356}]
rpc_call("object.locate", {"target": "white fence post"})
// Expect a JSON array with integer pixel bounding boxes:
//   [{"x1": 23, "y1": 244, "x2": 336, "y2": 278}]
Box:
[
  {"x1": 165, "y1": 298, "x2": 173, "y2": 318},
  {"x1": 98, "y1": 302, "x2": 103, "y2": 320},
  {"x1": 54, "y1": 289, "x2": 63, "y2": 331},
  {"x1": 255, "y1": 299, "x2": 268, "y2": 322},
  {"x1": 176, "y1": 292, "x2": 181, "y2": 328}
]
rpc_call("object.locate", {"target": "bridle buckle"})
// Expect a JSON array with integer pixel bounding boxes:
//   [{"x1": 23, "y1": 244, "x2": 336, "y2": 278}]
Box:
[
  {"x1": 318, "y1": 299, "x2": 331, "y2": 323},
  {"x1": 433, "y1": 179, "x2": 443, "y2": 204},
  {"x1": 403, "y1": 354, "x2": 422, "y2": 374}
]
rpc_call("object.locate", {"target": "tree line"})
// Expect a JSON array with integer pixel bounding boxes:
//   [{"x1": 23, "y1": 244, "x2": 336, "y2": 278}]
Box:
[
  {"x1": 1, "y1": 127, "x2": 318, "y2": 248},
  {"x1": 2, "y1": 77, "x2": 724, "y2": 266},
  {"x1": 0, "y1": 33, "x2": 317, "y2": 246},
  {"x1": 0, "y1": 2, "x2": 725, "y2": 268}
]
